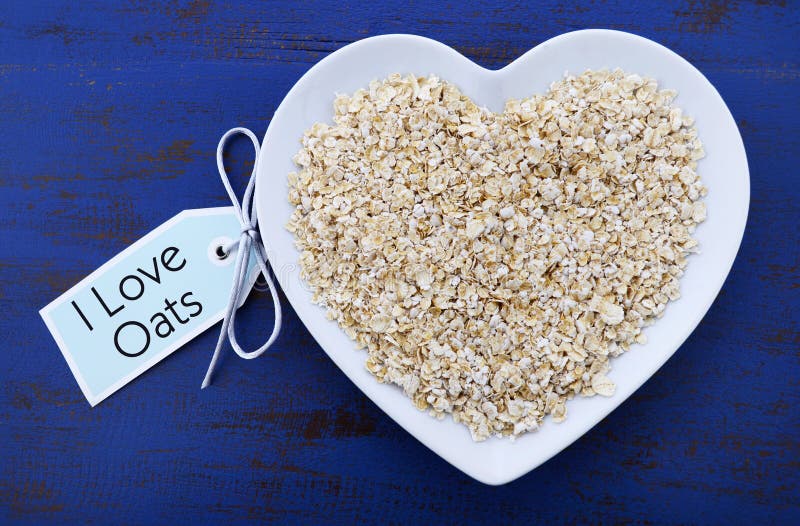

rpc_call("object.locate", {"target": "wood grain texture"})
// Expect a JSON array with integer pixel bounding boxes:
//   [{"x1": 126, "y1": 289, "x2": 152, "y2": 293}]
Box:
[{"x1": 1, "y1": 0, "x2": 798, "y2": 524}]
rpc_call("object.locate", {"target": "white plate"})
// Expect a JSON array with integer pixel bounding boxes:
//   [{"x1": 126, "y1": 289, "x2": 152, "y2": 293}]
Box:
[{"x1": 255, "y1": 30, "x2": 749, "y2": 485}]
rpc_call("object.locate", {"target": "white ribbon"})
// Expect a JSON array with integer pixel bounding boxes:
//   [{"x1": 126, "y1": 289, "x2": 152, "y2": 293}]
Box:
[{"x1": 201, "y1": 127, "x2": 282, "y2": 388}]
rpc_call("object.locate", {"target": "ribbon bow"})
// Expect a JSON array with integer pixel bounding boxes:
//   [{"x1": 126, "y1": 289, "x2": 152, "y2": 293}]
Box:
[{"x1": 201, "y1": 127, "x2": 282, "y2": 388}]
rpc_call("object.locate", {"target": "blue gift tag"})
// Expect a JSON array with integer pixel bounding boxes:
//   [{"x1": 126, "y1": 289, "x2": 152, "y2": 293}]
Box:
[{"x1": 40, "y1": 207, "x2": 259, "y2": 405}]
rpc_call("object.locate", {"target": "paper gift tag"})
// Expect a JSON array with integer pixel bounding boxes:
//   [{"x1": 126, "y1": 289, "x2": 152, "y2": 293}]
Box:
[{"x1": 40, "y1": 207, "x2": 259, "y2": 406}]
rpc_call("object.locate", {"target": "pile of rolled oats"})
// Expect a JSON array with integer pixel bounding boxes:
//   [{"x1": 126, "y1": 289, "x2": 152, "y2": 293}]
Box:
[{"x1": 287, "y1": 70, "x2": 707, "y2": 441}]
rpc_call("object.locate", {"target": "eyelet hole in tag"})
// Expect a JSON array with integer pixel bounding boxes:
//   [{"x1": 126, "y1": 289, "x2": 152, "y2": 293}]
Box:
[{"x1": 208, "y1": 236, "x2": 235, "y2": 267}]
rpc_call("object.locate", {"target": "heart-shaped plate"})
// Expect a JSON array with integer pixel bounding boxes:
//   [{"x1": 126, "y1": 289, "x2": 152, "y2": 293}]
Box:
[{"x1": 255, "y1": 30, "x2": 749, "y2": 485}]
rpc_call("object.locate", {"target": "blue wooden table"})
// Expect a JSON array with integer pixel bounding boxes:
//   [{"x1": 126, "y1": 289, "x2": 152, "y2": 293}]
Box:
[{"x1": 1, "y1": 1, "x2": 798, "y2": 523}]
